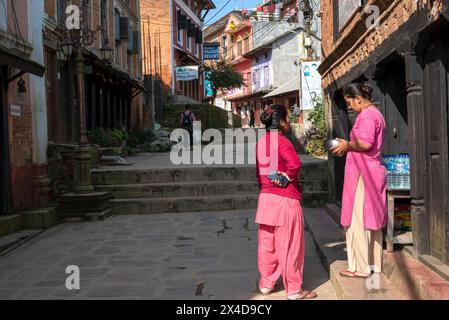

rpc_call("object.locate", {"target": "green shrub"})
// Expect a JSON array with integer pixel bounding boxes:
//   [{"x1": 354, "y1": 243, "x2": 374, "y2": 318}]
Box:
[
  {"x1": 88, "y1": 128, "x2": 121, "y2": 147},
  {"x1": 162, "y1": 104, "x2": 230, "y2": 130},
  {"x1": 112, "y1": 128, "x2": 129, "y2": 141},
  {"x1": 301, "y1": 97, "x2": 328, "y2": 158},
  {"x1": 305, "y1": 138, "x2": 326, "y2": 157},
  {"x1": 127, "y1": 128, "x2": 156, "y2": 148}
]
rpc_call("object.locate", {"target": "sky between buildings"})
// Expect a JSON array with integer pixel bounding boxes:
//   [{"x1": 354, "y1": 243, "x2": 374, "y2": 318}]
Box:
[{"x1": 204, "y1": 0, "x2": 265, "y2": 26}]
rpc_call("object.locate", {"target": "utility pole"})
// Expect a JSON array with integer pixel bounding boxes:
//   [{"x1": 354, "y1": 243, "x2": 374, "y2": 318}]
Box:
[{"x1": 299, "y1": 0, "x2": 315, "y2": 59}]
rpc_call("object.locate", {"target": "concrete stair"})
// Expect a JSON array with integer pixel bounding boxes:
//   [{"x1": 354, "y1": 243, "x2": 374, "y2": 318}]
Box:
[
  {"x1": 0, "y1": 207, "x2": 58, "y2": 256},
  {"x1": 303, "y1": 207, "x2": 412, "y2": 300},
  {"x1": 110, "y1": 193, "x2": 259, "y2": 215},
  {"x1": 92, "y1": 156, "x2": 329, "y2": 214}
]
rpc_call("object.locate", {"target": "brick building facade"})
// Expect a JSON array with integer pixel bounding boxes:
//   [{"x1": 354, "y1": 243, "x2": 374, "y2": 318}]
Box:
[
  {"x1": 0, "y1": 0, "x2": 46, "y2": 214},
  {"x1": 140, "y1": 0, "x2": 215, "y2": 108},
  {"x1": 319, "y1": 0, "x2": 449, "y2": 269}
]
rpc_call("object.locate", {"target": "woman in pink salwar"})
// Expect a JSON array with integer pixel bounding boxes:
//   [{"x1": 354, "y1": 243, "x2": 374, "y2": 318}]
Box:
[
  {"x1": 255, "y1": 104, "x2": 317, "y2": 300},
  {"x1": 331, "y1": 82, "x2": 387, "y2": 278}
]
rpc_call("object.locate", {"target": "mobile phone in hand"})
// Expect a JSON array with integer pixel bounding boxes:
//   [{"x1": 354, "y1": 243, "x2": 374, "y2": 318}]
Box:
[{"x1": 269, "y1": 171, "x2": 289, "y2": 187}]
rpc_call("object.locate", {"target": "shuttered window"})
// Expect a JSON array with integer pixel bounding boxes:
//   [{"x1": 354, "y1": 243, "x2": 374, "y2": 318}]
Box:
[
  {"x1": 120, "y1": 17, "x2": 130, "y2": 40},
  {"x1": 56, "y1": 0, "x2": 66, "y2": 26},
  {"x1": 115, "y1": 10, "x2": 120, "y2": 42}
]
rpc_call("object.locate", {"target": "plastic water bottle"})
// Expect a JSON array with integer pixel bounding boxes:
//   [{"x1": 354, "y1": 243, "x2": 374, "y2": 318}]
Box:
[
  {"x1": 391, "y1": 155, "x2": 398, "y2": 189},
  {"x1": 404, "y1": 154, "x2": 410, "y2": 189},
  {"x1": 396, "y1": 155, "x2": 405, "y2": 189}
]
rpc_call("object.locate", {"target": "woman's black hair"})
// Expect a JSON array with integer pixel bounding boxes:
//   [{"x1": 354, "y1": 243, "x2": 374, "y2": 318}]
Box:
[
  {"x1": 260, "y1": 104, "x2": 288, "y2": 130},
  {"x1": 342, "y1": 82, "x2": 373, "y2": 101}
]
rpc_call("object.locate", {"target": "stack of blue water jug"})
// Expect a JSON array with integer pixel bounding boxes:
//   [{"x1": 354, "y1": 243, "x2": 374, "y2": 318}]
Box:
[{"x1": 382, "y1": 154, "x2": 410, "y2": 189}]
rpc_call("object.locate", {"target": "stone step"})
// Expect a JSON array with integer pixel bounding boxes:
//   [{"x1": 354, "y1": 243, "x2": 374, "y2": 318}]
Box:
[
  {"x1": 109, "y1": 190, "x2": 328, "y2": 215},
  {"x1": 303, "y1": 208, "x2": 412, "y2": 300},
  {"x1": 0, "y1": 215, "x2": 22, "y2": 238},
  {"x1": 0, "y1": 229, "x2": 43, "y2": 257},
  {"x1": 95, "y1": 181, "x2": 259, "y2": 198},
  {"x1": 320, "y1": 205, "x2": 449, "y2": 299},
  {"x1": 94, "y1": 180, "x2": 328, "y2": 199},
  {"x1": 383, "y1": 249, "x2": 449, "y2": 300},
  {"x1": 92, "y1": 163, "x2": 328, "y2": 185},
  {"x1": 301, "y1": 191, "x2": 329, "y2": 208},
  {"x1": 21, "y1": 207, "x2": 59, "y2": 229},
  {"x1": 92, "y1": 167, "x2": 257, "y2": 185},
  {"x1": 329, "y1": 260, "x2": 411, "y2": 300},
  {"x1": 110, "y1": 194, "x2": 259, "y2": 215}
]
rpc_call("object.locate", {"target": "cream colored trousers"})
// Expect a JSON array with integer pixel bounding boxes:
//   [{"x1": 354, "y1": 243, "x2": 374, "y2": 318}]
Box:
[{"x1": 345, "y1": 174, "x2": 383, "y2": 274}]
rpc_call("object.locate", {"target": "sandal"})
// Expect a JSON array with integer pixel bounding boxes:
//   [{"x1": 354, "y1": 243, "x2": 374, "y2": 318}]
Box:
[
  {"x1": 340, "y1": 270, "x2": 370, "y2": 278},
  {"x1": 287, "y1": 289, "x2": 318, "y2": 300},
  {"x1": 259, "y1": 286, "x2": 275, "y2": 295}
]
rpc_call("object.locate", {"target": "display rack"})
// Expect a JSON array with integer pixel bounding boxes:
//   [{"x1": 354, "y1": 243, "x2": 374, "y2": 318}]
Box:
[{"x1": 386, "y1": 188, "x2": 413, "y2": 251}]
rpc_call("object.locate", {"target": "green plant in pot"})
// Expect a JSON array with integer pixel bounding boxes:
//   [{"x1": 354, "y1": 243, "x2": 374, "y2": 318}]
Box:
[{"x1": 112, "y1": 128, "x2": 129, "y2": 148}]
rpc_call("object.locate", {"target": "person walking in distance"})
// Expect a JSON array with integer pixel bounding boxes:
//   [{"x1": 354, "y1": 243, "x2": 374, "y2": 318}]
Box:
[
  {"x1": 255, "y1": 104, "x2": 318, "y2": 300},
  {"x1": 180, "y1": 104, "x2": 196, "y2": 150},
  {"x1": 249, "y1": 107, "x2": 256, "y2": 128}
]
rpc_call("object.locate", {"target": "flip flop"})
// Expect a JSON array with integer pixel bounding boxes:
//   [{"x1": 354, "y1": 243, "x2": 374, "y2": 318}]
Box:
[
  {"x1": 340, "y1": 270, "x2": 370, "y2": 278},
  {"x1": 288, "y1": 290, "x2": 318, "y2": 300}
]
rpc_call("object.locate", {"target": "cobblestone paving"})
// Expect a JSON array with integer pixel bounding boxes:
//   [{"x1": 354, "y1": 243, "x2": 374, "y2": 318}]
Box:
[{"x1": 0, "y1": 210, "x2": 336, "y2": 300}]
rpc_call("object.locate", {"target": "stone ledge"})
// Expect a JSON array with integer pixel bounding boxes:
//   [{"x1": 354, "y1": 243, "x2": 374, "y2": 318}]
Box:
[
  {"x1": 0, "y1": 215, "x2": 22, "y2": 238},
  {"x1": 383, "y1": 249, "x2": 449, "y2": 300},
  {"x1": 21, "y1": 207, "x2": 59, "y2": 229}
]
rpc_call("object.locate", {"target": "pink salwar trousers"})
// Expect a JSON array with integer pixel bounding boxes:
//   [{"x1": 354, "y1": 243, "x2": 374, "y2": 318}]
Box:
[{"x1": 256, "y1": 193, "x2": 305, "y2": 296}]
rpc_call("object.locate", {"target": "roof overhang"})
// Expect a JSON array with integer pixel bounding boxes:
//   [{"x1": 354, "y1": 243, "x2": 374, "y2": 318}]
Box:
[
  {"x1": 0, "y1": 44, "x2": 45, "y2": 81},
  {"x1": 227, "y1": 90, "x2": 271, "y2": 102},
  {"x1": 263, "y1": 76, "x2": 300, "y2": 99}
]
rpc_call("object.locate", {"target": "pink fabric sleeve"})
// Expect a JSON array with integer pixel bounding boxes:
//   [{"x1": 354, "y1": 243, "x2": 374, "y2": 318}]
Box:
[
  {"x1": 279, "y1": 137, "x2": 301, "y2": 180},
  {"x1": 256, "y1": 144, "x2": 262, "y2": 188},
  {"x1": 353, "y1": 114, "x2": 376, "y2": 148}
]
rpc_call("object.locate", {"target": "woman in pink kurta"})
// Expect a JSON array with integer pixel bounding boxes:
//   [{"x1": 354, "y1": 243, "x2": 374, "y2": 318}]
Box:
[
  {"x1": 331, "y1": 82, "x2": 387, "y2": 278},
  {"x1": 255, "y1": 104, "x2": 317, "y2": 300}
]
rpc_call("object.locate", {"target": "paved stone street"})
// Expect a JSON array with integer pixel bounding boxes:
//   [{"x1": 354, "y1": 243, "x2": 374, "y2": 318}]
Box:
[{"x1": 0, "y1": 209, "x2": 336, "y2": 300}]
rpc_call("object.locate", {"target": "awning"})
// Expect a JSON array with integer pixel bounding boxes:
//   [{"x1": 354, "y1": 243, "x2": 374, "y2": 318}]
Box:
[
  {"x1": 227, "y1": 89, "x2": 271, "y2": 102},
  {"x1": 263, "y1": 76, "x2": 300, "y2": 98},
  {"x1": 0, "y1": 44, "x2": 45, "y2": 79}
]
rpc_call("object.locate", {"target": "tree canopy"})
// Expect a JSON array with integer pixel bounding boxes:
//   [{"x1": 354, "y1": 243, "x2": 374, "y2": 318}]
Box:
[{"x1": 204, "y1": 60, "x2": 245, "y2": 105}]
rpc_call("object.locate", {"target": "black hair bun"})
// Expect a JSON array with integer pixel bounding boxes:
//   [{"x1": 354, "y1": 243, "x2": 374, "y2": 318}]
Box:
[
  {"x1": 260, "y1": 110, "x2": 273, "y2": 127},
  {"x1": 360, "y1": 83, "x2": 373, "y2": 96}
]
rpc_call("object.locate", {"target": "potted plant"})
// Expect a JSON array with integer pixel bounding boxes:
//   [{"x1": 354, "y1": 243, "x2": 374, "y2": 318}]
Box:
[{"x1": 112, "y1": 128, "x2": 129, "y2": 148}]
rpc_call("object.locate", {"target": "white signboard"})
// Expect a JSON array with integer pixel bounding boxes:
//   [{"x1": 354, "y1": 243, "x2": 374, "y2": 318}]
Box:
[
  {"x1": 10, "y1": 104, "x2": 21, "y2": 117},
  {"x1": 175, "y1": 66, "x2": 199, "y2": 81},
  {"x1": 300, "y1": 61, "x2": 322, "y2": 111}
]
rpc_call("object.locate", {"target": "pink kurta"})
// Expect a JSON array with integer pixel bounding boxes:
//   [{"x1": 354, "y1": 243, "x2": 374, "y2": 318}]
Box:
[{"x1": 341, "y1": 107, "x2": 387, "y2": 230}]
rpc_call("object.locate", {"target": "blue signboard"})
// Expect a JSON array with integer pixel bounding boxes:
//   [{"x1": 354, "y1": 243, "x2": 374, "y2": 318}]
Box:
[{"x1": 203, "y1": 43, "x2": 220, "y2": 60}]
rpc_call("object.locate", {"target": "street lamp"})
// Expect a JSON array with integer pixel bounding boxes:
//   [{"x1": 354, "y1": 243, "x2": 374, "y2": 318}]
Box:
[
  {"x1": 55, "y1": 9, "x2": 113, "y2": 194},
  {"x1": 100, "y1": 39, "x2": 114, "y2": 62}
]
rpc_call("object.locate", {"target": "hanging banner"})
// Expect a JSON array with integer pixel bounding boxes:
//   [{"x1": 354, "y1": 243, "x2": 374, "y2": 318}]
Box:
[
  {"x1": 175, "y1": 66, "x2": 199, "y2": 81},
  {"x1": 300, "y1": 61, "x2": 322, "y2": 111},
  {"x1": 203, "y1": 42, "x2": 220, "y2": 60},
  {"x1": 204, "y1": 71, "x2": 214, "y2": 97}
]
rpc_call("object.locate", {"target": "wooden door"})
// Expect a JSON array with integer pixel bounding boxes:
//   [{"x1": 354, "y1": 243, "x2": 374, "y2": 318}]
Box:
[
  {"x1": 379, "y1": 59, "x2": 409, "y2": 154},
  {"x1": 422, "y1": 38, "x2": 449, "y2": 263},
  {"x1": 331, "y1": 91, "x2": 352, "y2": 204},
  {"x1": 45, "y1": 50, "x2": 57, "y2": 142},
  {"x1": 0, "y1": 66, "x2": 12, "y2": 215}
]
